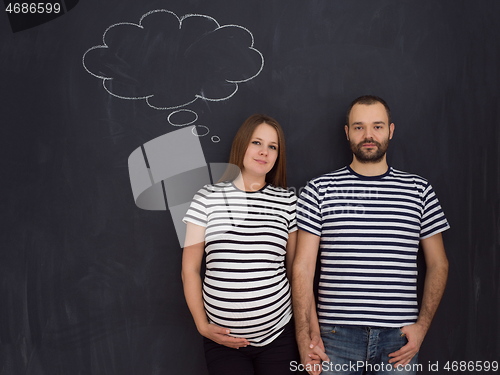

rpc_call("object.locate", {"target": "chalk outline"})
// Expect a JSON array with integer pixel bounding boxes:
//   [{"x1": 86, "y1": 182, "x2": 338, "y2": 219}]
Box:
[
  {"x1": 82, "y1": 9, "x2": 265, "y2": 110},
  {"x1": 191, "y1": 125, "x2": 209, "y2": 137},
  {"x1": 166, "y1": 110, "x2": 209, "y2": 137},
  {"x1": 167, "y1": 109, "x2": 198, "y2": 126}
]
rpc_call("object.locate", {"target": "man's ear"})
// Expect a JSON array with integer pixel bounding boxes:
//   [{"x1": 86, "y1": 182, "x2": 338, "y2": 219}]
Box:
[
  {"x1": 389, "y1": 123, "x2": 395, "y2": 140},
  {"x1": 344, "y1": 125, "x2": 349, "y2": 141}
]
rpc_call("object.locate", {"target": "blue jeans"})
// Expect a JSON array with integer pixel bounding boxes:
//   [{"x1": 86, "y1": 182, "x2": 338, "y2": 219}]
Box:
[{"x1": 319, "y1": 325, "x2": 419, "y2": 375}]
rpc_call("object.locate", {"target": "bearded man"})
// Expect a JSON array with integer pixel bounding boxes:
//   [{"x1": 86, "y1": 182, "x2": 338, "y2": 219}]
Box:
[{"x1": 292, "y1": 95, "x2": 450, "y2": 375}]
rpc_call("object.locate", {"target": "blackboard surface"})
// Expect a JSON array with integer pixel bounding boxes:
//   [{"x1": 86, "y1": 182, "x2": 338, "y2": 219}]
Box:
[{"x1": 1, "y1": 1, "x2": 499, "y2": 374}]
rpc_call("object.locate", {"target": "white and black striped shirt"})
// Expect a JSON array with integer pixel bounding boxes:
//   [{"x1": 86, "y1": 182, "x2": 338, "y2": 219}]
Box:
[
  {"x1": 297, "y1": 166, "x2": 450, "y2": 327},
  {"x1": 183, "y1": 182, "x2": 297, "y2": 346}
]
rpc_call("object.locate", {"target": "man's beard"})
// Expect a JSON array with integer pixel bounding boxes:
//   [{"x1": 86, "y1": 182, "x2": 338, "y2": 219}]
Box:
[{"x1": 350, "y1": 138, "x2": 390, "y2": 163}]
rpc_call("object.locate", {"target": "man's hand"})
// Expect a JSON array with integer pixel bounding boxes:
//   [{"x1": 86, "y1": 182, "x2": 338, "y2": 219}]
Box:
[
  {"x1": 388, "y1": 323, "x2": 426, "y2": 368},
  {"x1": 389, "y1": 233, "x2": 448, "y2": 368},
  {"x1": 307, "y1": 332, "x2": 326, "y2": 360},
  {"x1": 199, "y1": 323, "x2": 249, "y2": 349},
  {"x1": 293, "y1": 230, "x2": 326, "y2": 373},
  {"x1": 297, "y1": 333, "x2": 329, "y2": 375}
]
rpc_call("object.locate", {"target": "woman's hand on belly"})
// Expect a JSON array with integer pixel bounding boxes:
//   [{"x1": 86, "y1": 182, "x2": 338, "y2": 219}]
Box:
[{"x1": 199, "y1": 323, "x2": 250, "y2": 349}]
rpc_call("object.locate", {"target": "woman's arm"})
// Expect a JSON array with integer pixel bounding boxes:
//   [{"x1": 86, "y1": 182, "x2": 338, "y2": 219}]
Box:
[
  {"x1": 181, "y1": 222, "x2": 249, "y2": 349},
  {"x1": 285, "y1": 230, "x2": 298, "y2": 281}
]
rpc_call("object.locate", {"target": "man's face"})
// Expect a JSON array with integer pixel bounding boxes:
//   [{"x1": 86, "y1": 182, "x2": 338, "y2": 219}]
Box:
[{"x1": 345, "y1": 103, "x2": 394, "y2": 163}]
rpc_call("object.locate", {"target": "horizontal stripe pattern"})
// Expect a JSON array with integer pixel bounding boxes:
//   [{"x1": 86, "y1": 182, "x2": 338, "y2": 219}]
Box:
[
  {"x1": 184, "y1": 182, "x2": 297, "y2": 346},
  {"x1": 297, "y1": 166, "x2": 449, "y2": 327}
]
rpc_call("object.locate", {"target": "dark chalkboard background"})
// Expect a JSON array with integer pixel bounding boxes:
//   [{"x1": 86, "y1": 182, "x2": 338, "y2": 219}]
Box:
[{"x1": 1, "y1": 0, "x2": 499, "y2": 374}]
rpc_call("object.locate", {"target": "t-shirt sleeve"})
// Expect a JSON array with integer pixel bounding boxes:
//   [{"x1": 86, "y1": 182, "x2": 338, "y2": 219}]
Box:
[
  {"x1": 297, "y1": 180, "x2": 322, "y2": 237},
  {"x1": 182, "y1": 186, "x2": 209, "y2": 228},
  {"x1": 420, "y1": 183, "x2": 450, "y2": 239},
  {"x1": 288, "y1": 191, "x2": 298, "y2": 233}
]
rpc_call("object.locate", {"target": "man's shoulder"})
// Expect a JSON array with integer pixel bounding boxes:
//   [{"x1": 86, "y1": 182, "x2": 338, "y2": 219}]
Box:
[
  {"x1": 389, "y1": 167, "x2": 430, "y2": 186},
  {"x1": 307, "y1": 166, "x2": 350, "y2": 185}
]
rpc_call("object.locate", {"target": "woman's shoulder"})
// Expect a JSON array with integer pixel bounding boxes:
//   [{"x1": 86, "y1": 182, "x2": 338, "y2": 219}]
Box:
[
  {"x1": 265, "y1": 184, "x2": 297, "y2": 200},
  {"x1": 191, "y1": 181, "x2": 233, "y2": 199},
  {"x1": 200, "y1": 181, "x2": 233, "y2": 191}
]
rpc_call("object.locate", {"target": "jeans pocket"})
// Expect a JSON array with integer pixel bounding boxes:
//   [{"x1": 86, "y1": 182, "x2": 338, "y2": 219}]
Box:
[
  {"x1": 320, "y1": 324, "x2": 337, "y2": 335},
  {"x1": 398, "y1": 327, "x2": 410, "y2": 346}
]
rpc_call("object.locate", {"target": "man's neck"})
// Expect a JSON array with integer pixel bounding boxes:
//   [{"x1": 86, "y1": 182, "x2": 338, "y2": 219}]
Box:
[{"x1": 349, "y1": 156, "x2": 389, "y2": 177}]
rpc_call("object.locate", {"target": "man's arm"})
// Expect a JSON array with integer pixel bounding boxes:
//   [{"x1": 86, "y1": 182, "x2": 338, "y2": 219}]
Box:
[
  {"x1": 389, "y1": 232, "x2": 449, "y2": 367},
  {"x1": 292, "y1": 229, "x2": 329, "y2": 375}
]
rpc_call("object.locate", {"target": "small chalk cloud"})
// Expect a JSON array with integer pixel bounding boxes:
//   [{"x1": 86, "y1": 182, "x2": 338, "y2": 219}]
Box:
[{"x1": 82, "y1": 10, "x2": 264, "y2": 110}]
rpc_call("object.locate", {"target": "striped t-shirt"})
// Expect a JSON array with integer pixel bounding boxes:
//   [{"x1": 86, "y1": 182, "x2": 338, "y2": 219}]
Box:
[
  {"x1": 297, "y1": 166, "x2": 450, "y2": 327},
  {"x1": 183, "y1": 182, "x2": 297, "y2": 346}
]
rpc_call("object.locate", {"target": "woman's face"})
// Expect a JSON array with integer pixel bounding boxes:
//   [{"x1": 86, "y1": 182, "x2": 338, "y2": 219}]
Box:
[{"x1": 242, "y1": 123, "x2": 279, "y2": 180}]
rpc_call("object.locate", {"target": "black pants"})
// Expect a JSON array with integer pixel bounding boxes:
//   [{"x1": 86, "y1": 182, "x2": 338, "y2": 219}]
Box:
[{"x1": 203, "y1": 321, "x2": 305, "y2": 375}]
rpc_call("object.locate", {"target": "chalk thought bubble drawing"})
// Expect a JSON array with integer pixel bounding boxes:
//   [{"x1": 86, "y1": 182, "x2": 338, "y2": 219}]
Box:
[
  {"x1": 82, "y1": 10, "x2": 264, "y2": 110},
  {"x1": 83, "y1": 10, "x2": 261, "y2": 217}
]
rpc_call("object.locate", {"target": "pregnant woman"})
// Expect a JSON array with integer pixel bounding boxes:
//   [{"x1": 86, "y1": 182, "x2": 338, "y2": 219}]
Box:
[{"x1": 182, "y1": 114, "x2": 300, "y2": 375}]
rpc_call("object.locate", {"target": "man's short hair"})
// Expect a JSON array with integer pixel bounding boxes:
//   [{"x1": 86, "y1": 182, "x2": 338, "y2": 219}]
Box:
[{"x1": 346, "y1": 95, "x2": 392, "y2": 125}]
